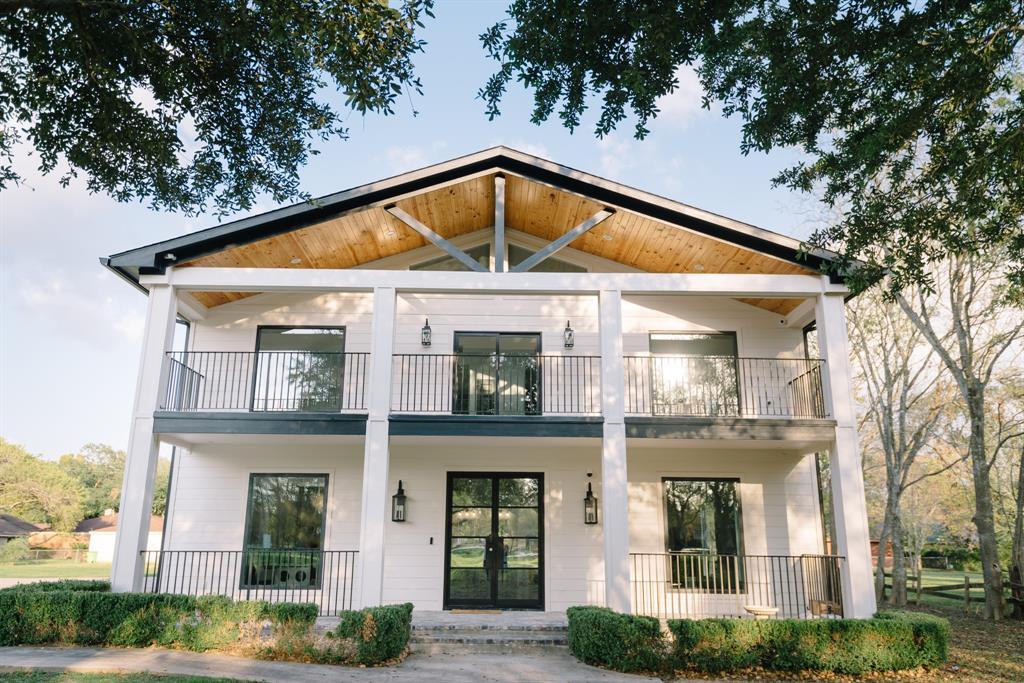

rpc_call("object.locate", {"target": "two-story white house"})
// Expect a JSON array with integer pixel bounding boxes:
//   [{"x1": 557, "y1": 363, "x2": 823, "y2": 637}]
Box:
[{"x1": 102, "y1": 147, "x2": 874, "y2": 620}]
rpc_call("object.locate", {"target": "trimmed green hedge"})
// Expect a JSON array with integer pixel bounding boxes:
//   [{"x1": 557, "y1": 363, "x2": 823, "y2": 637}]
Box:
[
  {"x1": 565, "y1": 606, "x2": 665, "y2": 672},
  {"x1": 333, "y1": 602, "x2": 414, "y2": 665},
  {"x1": 0, "y1": 580, "x2": 111, "y2": 593},
  {"x1": 669, "y1": 611, "x2": 949, "y2": 675},
  {"x1": 0, "y1": 587, "x2": 411, "y2": 667},
  {"x1": 0, "y1": 590, "x2": 316, "y2": 650}
]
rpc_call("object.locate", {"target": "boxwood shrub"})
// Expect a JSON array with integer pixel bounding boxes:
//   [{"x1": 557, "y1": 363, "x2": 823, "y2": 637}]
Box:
[
  {"x1": 566, "y1": 606, "x2": 666, "y2": 673},
  {"x1": 0, "y1": 579, "x2": 111, "y2": 593},
  {"x1": 669, "y1": 611, "x2": 949, "y2": 675},
  {"x1": 333, "y1": 602, "x2": 414, "y2": 665},
  {"x1": 0, "y1": 589, "x2": 317, "y2": 651}
]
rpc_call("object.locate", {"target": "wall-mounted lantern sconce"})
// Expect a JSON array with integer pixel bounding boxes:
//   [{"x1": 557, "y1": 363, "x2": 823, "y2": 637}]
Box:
[
  {"x1": 421, "y1": 319, "x2": 432, "y2": 347},
  {"x1": 563, "y1": 320, "x2": 575, "y2": 349},
  {"x1": 392, "y1": 480, "x2": 407, "y2": 522},
  {"x1": 584, "y1": 480, "x2": 598, "y2": 525}
]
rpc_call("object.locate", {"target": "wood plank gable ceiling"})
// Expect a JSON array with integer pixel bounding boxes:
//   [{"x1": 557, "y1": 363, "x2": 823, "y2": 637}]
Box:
[{"x1": 181, "y1": 172, "x2": 814, "y2": 314}]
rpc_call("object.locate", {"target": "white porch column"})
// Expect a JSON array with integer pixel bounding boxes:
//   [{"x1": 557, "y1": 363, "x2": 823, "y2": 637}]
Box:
[
  {"x1": 111, "y1": 281, "x2": 178, "y2": 592},
  {"x1": 599, "y1": 289, "x2": 630, "y2": 612},
  {"x1": 815, "y1": 291, "x2": 875, "y2": 618},
  {"x1": 357, "y1": 286, "x2": 397, "y2": 607}
]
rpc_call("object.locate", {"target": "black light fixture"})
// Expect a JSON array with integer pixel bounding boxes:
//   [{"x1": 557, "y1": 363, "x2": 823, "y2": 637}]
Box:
[
  {"x1": 584, "y1": 480, "x2": 598, "y2": 525},
  {"x1": 563, "y1": 320, "x2": 575, "y2": 349},
  {"x1": 421, "y1": 319, "x2": 432, "y2": 347},
  {"x1": 392, "y1": 480, "x2": 407, "y2": 522}
]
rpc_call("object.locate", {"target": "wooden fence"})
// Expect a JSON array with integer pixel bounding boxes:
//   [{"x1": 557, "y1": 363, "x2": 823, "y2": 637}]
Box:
[{"x1": 882, "y1": 570, "x2": 1024, "y2": 616}]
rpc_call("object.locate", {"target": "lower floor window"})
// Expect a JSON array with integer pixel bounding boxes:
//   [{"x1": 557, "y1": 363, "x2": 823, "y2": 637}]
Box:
[
  {"x1": 664, "y1": 477, "x2": 745, "y2": 591},
  {"x1": 242, "y1": 474, "x2": 327, "y2": 589}
]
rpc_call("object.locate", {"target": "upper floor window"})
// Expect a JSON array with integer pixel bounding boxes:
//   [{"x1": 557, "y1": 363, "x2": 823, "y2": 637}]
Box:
[
  {"x1": 648, "y1": 333, "x2": 738, "y2": 415},
  {"x1": 649, "y1": 332, "x2": 737, "y2": 357},
  {"x1": 254, "y1": 327, "x2": 345, "y2": 412},
  {"x1": 411, "y1": 244, "x2": 490, "y2": 271},
  {"x1": 507, "y1": 244, "x2": 586, "y2": 273}
]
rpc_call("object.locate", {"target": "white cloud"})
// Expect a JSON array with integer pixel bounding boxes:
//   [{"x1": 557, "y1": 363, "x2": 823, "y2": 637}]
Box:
[
  {"x1": 15, "y1": 272, "x2": 145, "y2": 347},
  {"x1": 383, "y1": 141, "x2": 448, "y2": 173},
  {"x1": 596, "y1": 135, "x2": 639, "y2": 180},
  {"x1": 654, "y1": 65, "x2": 710, "y2": 129}
]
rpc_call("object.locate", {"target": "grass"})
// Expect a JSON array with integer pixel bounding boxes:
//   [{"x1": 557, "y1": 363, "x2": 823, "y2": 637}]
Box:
[
  {"x1": 0, "y1": 675, "x2": 243, "y2": 683},
  {"x1": 0, "y1": 561, "x2": 112, "y2": 579}
]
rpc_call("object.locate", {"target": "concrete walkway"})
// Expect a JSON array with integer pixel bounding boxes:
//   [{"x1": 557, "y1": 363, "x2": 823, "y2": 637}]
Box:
[{"x1": 0, "y1": 646, "x2": 666, "y2": 682}]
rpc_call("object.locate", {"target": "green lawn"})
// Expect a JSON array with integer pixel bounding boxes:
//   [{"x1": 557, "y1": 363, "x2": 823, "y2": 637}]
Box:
[
  {"x1": 0, "y1": 674, "x2": 243, "y2": 683},
  {"x1": 0, "y1": 560, "x2": 112, "y2": 579}
]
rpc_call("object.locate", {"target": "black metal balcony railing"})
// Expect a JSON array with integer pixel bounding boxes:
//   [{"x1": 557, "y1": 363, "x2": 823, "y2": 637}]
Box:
[
  {"x1": 630, "y1": 553, "x2": 844, "y2": 619},
  {"x1": 140, "y1": 549, "x2": 357, "y2": 616},
  {"x1": 391, "y1": 353, "x2": 601, "y2": 415},
  {"x1": 162, "y1": 351, "x2": 369, "y2": 412},
  {"x1": 161, "y1": 351, "x2": 827, "y2": 420},
  {"x1": 624, "y1": 356, "x2": 827, "y2": 418}
]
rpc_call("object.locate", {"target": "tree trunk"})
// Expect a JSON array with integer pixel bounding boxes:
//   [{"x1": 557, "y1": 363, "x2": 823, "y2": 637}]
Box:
[
  {"x1": 890, "y1": 497, "x2": 908, "y2": 606},
  {"x1": 875, "y1": 501, "x2": 894, "y2": 603},
  {"x1": 967, "y1": 385, "x2": 1004, "y2": 619},
  {"x1": 1011, "y1": 448, "x2": 1024, "y2": 619}
]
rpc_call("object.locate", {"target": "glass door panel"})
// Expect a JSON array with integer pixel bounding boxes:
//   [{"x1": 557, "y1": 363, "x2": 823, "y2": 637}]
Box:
[
  {"x1": 453, "y1": 335, "x2": 498, "y2": 415},
  {"x1": 447, "y1": 477, "x2": 493, "y2": 602},
  {"x1": 445, "y1": 473, "x2": 543, "y2": 609},
  {"x1": 453, "y1": 333, "x2": 540, "y2": 416},
  {"x1": 495, "y1": 476, "x2": 541, "y2": 603},
  {"x1": 497, "y1": 335, "x2": 541, "y2": 415}
]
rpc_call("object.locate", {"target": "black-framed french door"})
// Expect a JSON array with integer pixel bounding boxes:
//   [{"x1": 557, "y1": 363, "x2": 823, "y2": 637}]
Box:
[
  {"x1": 452, "y1": 332, "x2": 541, "y2": 416},
  {"x1": 444, "y1": 472, "x2": 544, "y2": 610}
]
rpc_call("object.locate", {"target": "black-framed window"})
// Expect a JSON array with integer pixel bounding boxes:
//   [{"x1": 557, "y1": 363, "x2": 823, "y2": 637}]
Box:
[
  {"x1": 242, "y1": 474, "x2": 327, "y2": 589},
  {"x1": 648, "y1": 332, "x2": 739, "y2": 416},
  {"x1": 411, "y1": 243, "x2": 491, "y2": 271},
  {"x1": 650, "y1": 331, "x2": 737, "y2": 356},
  {"x1": 664, "y1": 477, "x2": 745, "y2": 591},
  {"x1": 253, "y1": 326, "x2": 345, "y2": 412},
  {"x1": 453, "y1": 332, "x2": 541, "y2": 415},
  {"x1": 507, "y1": 244, "x2": 587, "y2": 273}
]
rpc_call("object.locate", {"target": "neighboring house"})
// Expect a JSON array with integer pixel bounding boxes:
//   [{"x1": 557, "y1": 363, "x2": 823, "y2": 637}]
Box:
[
  {"x1": 0, "y1": 513, "x2": 41, "y2": 544},
  {"x1": 75, "y1": 511, "x2": 163, "y2": 563},
  {"x1": 101, "y1": 147, "x2": 874, "y2": 619}
]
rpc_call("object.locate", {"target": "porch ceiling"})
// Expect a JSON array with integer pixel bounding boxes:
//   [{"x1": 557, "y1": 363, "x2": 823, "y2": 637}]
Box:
[{"x1": 178, "y1": 172, "x2": 813, "y2": 314}]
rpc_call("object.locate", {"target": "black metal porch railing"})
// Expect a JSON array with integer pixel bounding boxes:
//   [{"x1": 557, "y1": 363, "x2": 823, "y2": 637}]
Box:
[
  {"x1": 630, "y1": 553, "x2": 844, "y2": 619},
  {"x1": 391, "y1": 353, "x2": 601, "y2": 415},
  {"x1": 140, "y1": 549, "x2": 357, "y2": 616},
  {"x1": 623, "y1": 356, "x2": 827, "y2": 418},
  {"x1": 162, "y1": 351, "x2": 369, "y2": 412}
]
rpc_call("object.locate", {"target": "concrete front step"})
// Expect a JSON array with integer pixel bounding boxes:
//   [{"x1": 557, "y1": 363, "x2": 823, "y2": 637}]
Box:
[
  {"x1": 410, "y1": 631, "x2": 568, "y2": 655},
  {"x1": 318, "y1": 610, "x2": 572, "y2": 654}
]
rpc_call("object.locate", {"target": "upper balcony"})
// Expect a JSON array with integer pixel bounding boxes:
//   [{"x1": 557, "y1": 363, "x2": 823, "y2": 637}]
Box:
[{"x1": 158, "y1": 350, "x2": 829, "y2": 439}]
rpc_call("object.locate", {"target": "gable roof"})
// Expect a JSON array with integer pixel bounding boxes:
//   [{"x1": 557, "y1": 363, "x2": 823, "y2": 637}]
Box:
[
  {"x1": 102, "y1": 146, "x2": 844, "y2": 314},
  {"x1": 0, "y1": 513, "x2": 42, "y2": 538}
]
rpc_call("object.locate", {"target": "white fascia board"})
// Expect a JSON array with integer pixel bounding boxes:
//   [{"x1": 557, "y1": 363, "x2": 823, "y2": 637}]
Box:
[{"x1": 149, "y1": 267, "x2": 831, "y2": 297}]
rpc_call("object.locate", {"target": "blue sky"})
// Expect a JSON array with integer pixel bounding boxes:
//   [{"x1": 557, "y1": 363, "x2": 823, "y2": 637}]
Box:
[{"x1": 0, "y1": 1, "x2": 816, "y2": 457}]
